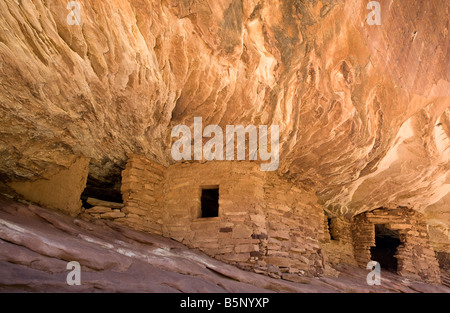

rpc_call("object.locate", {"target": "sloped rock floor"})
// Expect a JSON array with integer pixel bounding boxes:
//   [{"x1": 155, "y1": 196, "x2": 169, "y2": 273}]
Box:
[{"x1": 0, "y1": 196, "x2": 448, "y2": 293}]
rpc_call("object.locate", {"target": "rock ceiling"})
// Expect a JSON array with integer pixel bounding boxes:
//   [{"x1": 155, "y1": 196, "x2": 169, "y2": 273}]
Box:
[{"x1": 0, "y1": 0, "x2": 449, "y2": 225}]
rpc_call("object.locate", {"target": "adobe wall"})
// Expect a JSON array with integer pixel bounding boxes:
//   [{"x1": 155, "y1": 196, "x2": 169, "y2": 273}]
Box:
[
  {"x1": 8, "y1": 155, "x2": 90, "y2": 216},
  {"x1": 352, "y1": 207, "x2": 441, "y2": 284}
]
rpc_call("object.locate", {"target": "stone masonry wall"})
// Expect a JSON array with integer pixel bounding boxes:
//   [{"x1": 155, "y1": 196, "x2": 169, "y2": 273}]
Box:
[
  {"x1": 353, "y1": 207, "x2": 441, "y2": 284},
  {"x1": 321, "y1": 215, "x2": 357, "y2": 266},
  {"x1": 352, "y1": 213, "x2": 375, "y2": 267},
  {"x1": 162, "y1": 161, "x2": 265, "y2": 269},
  {"x1": 116, "y1": 156, "x2": 327, "y2": 279},
  {"x1": 116, "y1": 154, "x2": 165, "y2": 235},
  {"x1": 258, "y1": 174, "x2": 326, "y2": 279},
  {"x1": 89, "y1": 155, "x2": 443, "y2": 284}
]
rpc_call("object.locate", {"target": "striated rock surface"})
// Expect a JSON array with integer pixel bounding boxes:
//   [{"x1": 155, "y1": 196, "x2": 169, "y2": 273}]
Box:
[
  {"x1": 1, "y1": 196, "x2": 449, "y2": 292},
  {"x1": 0, "y1": 1, "x2": 449, "y2": 246}
]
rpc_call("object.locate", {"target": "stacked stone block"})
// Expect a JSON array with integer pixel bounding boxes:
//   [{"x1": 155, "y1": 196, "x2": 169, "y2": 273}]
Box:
[
  {"x1": 116, "y1": 154, "x2": 165, "y2": 235},
  {"x1": 82, "y1": 198, "x2": 125, "y2": 221},
  {"x1": 352, "y1": 207, "x2": 441, "y2": 284},
  {"x1": 141, "y1": 159, "x2": 326, "y2": 278},
  {"x1": 258, "y1": 174, "x2": 325, "y2": 278},
  {"x1": 321, "y1": 215, "x2": 357, "y2": 266},
  {"x1": 84, "y1": 154, "x2": 443, "y2": 285},
  {"x1": 162, "y1": 162, "x2": 264, "y2": 269}
]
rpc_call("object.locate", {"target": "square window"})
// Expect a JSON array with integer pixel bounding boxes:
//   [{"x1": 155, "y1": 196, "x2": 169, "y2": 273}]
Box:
[{"x1": 200, "y1": 187, "x2": 219, "y2": 218}]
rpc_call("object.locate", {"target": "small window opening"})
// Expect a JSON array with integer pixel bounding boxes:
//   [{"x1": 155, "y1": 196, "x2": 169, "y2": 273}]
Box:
[{"x1": 200, "y1": 187, "x2": 219, "y2": 218}]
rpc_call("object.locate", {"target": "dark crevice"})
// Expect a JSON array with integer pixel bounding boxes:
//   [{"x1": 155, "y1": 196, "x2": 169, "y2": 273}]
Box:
[{"x1": 81, "y1": 175, "x2": 123, "y2": 209}]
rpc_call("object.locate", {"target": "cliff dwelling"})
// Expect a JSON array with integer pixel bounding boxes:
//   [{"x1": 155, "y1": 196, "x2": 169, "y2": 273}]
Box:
[
  {"x1": 0, "y1": 0, "x2": 449, "y2": 294},
  {"x1": 371, "y1": 224, "x2": 401, "y2": 272},
  {"x1": 46, "y1": 154, "x2": 440, "y2": 284}
]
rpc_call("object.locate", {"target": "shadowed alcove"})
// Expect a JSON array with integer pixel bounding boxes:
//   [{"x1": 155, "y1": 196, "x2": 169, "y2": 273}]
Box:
[{"x1": 370, "y1": 224, "x2": 401, "y2": 272}]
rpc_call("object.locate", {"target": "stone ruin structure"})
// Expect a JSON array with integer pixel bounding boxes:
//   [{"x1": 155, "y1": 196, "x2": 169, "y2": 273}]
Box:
[
  {"x1": 1, "y1": 0, "x2": 449, "y2": 291},
  {"x1": 77, "y1": 154, "x2": 442, "y2": 284},
  {"x1": 116, "y1": 154, "x2": 326, "y2": 280},
  {"x1": 352, "y1": 208, "x2": 441, "y2": 283},
  {"x1": 6, "y1": 152, "x2": 444, "y2": 284}
]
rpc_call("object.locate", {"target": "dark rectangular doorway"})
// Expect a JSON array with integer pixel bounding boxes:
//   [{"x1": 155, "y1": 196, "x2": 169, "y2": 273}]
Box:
[{"x1": 370, "y1": 224, "x2": 401, "y2": 272}]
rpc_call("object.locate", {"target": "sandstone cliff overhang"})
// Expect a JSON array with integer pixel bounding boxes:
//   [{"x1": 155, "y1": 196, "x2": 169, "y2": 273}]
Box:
[{"x1": 0, "y1": 0, "x2": 449, "y2": 258}]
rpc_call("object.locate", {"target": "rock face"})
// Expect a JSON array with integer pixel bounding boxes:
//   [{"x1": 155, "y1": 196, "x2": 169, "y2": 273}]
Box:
[
  {"x1": 1, "y1": 196, "x2": 449, "y2": 292},
  {"x1": 0, "y1": 0, "x2": 449, "y2": 281},
  {"x1": 7, "y1": 155, "x2": 89, "y2": 216}
]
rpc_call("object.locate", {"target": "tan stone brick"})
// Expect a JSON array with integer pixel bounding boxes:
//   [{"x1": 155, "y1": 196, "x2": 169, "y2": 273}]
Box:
[
  {"x1": 87, "y1": 213, "x2": 102, "y2": 219},
  {"x1": 87, "y1": 206, "x2": 112, "y2": 214},
  {"x1": 269, "y1": 230, "x2": 290, "y2": 240},
  {"x1": 267, "y1": 250, "x2": 289, "y2": 257},
  {"x1": 220, "y1": 238, "x2": 259, "y2": 245},
  {"x1": 122, "y1": 175, "x2": 141, "y2": 184},
  {"x1": 191, "y1": 220, "x2": 220, "y2": 231},
  {"x1": 122, "y1": 206, "x2": 148, "y2": 216},
  {"x1": 101, "y1": 211, "x2": 126, "y2": 219},
  {"x1": 121, "y1": 181, "x2": 144, "y2": 192},
  {"x1": 388, "y1": 223, "x2": 411, "y2": 230},
  {"x1": 232, "y1": 224, "x2": 253, "y2": 239},
  {"x1": 234, "y1": 244, "x2": 259, "y2": 253},
  {"x1": 250, "y1": 214, "x2": 266, "y2": 224},
  {"x1": 194, "y1": 231, "x2": 219, "y2": 241},
  {"x1": 217, "y1": 247, "x2": 234, "y2": 254},
  {"x1": 263, "y1": 256, "x2": 293, "y2": 268}
]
